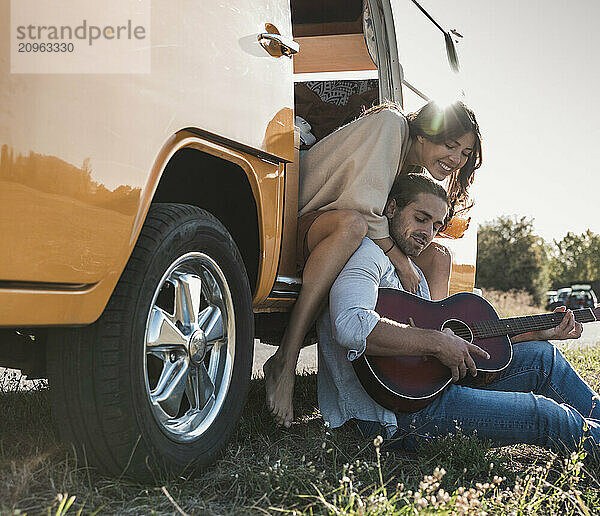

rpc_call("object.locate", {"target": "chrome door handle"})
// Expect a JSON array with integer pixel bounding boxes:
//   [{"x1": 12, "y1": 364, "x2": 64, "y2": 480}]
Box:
[{"x1": 258, "y1": 32, "x2": 299, "y2": 58}]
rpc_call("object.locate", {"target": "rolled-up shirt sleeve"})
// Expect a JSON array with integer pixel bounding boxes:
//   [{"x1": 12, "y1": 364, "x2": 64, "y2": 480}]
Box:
[{"x1": 329, "y1": 240, "x2": 385, "y2": 360}]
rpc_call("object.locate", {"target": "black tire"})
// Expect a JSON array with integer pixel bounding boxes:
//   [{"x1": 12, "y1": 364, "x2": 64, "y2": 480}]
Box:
[{"x1": 46, "y1": 203, "x2": 254, "y2": 480}]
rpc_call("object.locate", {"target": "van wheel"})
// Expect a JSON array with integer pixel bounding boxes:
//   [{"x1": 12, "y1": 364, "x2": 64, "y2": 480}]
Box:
[{"x1": 47, "y1": 203, "x2": 254, "y2": 480}]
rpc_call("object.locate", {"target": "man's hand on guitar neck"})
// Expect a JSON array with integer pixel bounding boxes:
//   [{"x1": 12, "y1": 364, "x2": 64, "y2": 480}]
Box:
[
  {"x1": 366, "y1": 320, "x2": 490, "y2": 383},
  {"x1": 511, "y1": 307, "x2": 583, "y2": 344}
]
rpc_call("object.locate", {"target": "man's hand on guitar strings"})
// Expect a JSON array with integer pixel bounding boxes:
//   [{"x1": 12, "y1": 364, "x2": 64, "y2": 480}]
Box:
[{"x1": 433, "y1": 328, "x2": 490, "y2": 383}]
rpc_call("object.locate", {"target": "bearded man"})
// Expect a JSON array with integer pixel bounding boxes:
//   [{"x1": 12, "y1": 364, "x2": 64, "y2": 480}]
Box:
[{"x1": 317, "y1": 174, "x2": 598, "y2": 454}]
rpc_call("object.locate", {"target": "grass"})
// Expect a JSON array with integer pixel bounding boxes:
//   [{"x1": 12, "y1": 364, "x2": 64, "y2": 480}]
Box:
[{"x1": 1, "y1": 291, "x2": 599, "y2": 514}]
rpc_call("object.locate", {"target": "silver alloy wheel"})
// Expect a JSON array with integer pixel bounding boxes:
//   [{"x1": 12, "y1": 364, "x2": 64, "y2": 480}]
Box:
[{"x1": 143, "y1": 252, "x2": 235, "y2": 442}]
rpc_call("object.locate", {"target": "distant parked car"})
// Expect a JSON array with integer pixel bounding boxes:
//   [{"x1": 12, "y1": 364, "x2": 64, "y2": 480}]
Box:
[
  {"x1": 546, "y1": 287, "x2": 571, "y2": 311},
  {"x1": 544, "y1": 290, "x2": 558, "y2": 310},
  {"x1": 567, "y1": 284, "x2": 597, "y2": 310}
]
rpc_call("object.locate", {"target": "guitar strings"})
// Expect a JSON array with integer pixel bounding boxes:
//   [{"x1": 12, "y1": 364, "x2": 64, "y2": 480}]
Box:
[
  {"x1": 408, "y1": 309, "x2": 595, "y2": 342},
  {"x1": 471, "y1": 308, "x2": 594, "y2": 339}
]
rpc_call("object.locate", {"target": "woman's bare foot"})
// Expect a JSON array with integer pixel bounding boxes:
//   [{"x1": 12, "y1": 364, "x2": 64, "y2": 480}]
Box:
[
  {"x1": 262, "y1": 210, "x2": 368, "y2": 428},
  {"x1": 263, "y1": 353, "x2": 295, "y2": 427}
]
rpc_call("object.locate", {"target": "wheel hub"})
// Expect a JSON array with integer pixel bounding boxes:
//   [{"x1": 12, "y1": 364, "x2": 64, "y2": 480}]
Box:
[
  {"x1": 144, "y1": 251, "x2": 236, "y2": 442},
  {"x1": 189, "y1": 329, "x2": 207, "y2": 365}
]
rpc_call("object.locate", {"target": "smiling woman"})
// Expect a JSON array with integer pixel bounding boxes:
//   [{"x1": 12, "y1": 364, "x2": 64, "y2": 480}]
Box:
[
  {"x1": 415, "y1": 132, "x2": 475, "y2": 181},
  {"x1": 355, "y1": 99, "x2": 482, "y2": 223},
  {"x1": 264, "y1": 99, "x2": 483, "y2": 427}
]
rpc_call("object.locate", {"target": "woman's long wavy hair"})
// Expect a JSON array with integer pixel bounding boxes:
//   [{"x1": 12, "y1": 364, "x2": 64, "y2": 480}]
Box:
[{"x1": 360, "y1": 100, "x2": 482, "y2": 222}]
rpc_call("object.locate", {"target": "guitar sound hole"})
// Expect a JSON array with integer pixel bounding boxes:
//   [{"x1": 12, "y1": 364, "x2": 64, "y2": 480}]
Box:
[{"x1": 441, "y1": 319, "x2": 473, "y2": 343}]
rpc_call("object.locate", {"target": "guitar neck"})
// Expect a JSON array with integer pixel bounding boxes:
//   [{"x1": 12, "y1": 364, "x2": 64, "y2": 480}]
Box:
[{"x1": 472, "y1": 307, "x2": 599, "y2": 339}]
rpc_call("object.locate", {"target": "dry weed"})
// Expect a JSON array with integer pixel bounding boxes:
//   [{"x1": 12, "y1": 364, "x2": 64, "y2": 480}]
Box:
[{"x1": 481, "y1": 288, "x2": 544, "y2": 318}]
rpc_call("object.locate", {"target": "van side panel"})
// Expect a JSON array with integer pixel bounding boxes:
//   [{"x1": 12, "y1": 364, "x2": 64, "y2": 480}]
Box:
[
  {"x1": 0, "y1": 132, "x2": 283, "y2": 326},
  {"x1": 0, "y1": 0, "x2": 292, "y2": 326}
]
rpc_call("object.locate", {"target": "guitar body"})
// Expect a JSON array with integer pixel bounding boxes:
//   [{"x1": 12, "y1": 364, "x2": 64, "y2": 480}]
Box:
[{"x1": 352, "y1": 290, "x2": 512, "y2": 412}]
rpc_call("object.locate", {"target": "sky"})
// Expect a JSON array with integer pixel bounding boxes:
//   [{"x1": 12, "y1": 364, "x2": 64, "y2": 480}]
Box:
[{"x1": 395, "y1": 0, "x2": 600, "y2": 244}]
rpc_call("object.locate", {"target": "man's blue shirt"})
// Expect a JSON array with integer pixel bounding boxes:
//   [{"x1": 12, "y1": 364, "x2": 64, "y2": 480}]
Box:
[{"x1": 317, "y1": 238, "x2": 430, "y2": 437}]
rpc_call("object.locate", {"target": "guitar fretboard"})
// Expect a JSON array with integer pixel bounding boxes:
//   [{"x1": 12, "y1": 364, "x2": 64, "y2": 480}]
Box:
[{"x1": 471, "y1": 308, "x2": 596, "y2": 339}]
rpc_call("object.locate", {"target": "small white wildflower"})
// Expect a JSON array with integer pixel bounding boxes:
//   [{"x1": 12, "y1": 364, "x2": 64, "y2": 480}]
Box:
[
  {"x1": 433, "y1": 467, "x2": 446, "y2": 480},
  {"x1": 436, "y1": 489, "x2": 450, "y2": 504}
]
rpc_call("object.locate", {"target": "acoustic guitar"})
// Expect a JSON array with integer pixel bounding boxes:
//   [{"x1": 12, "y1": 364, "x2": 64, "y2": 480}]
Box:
[{"x1": 352, "y1": 289, "x2": 600, "y2": 413}]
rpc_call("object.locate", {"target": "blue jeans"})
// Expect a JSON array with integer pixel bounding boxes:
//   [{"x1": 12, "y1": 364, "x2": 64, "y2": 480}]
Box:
[{"x1": 356, "y1": 341, "x2": 600, "y2": 454}]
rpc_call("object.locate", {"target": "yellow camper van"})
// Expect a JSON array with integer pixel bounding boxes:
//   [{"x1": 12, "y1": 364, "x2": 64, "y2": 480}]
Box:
[{"x1": 0, "y1": 0, "x2": 475, "y2": 478}]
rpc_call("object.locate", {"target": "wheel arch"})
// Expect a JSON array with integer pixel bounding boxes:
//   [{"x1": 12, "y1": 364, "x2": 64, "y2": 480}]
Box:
[
  {"x1": 148, "y1": 144, "x2": 261, "y2": 293},
  {"x1": 129, "y1": 130, "x2": 285, "y2": 303}
]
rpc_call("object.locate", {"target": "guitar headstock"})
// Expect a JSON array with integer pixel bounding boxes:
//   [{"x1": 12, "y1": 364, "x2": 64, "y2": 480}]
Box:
[
  {"x1": 578, "y1": 306, "x2": 600, "y2": 322},
  {"x1": 564, "y1": 306, "x2": 600, "y2": 325}
]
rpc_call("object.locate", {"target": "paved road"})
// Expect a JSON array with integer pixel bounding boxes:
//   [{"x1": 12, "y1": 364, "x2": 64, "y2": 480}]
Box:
[
  {"x1": 253, "y1": 322, "x2": 600, "y2": 378},
  {"x1": 252, "y1": 340, "x2": 317, "y2": 378},
  {"x1": 556, "y1": 320, "x2": 600, "y2": 350},
  {"x1": 3, "y1": 323, "x2": 598, "y2": 387}
]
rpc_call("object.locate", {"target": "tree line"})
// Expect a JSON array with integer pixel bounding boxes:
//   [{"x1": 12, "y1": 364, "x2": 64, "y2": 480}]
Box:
[{"x1": 475, "y1": 216, "x2": 600, "y2": 304}]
